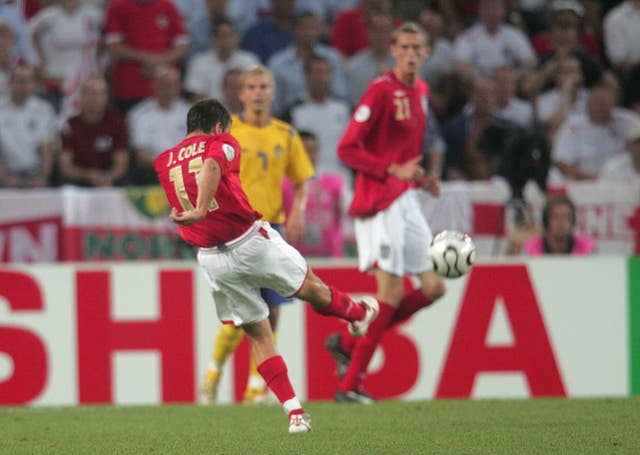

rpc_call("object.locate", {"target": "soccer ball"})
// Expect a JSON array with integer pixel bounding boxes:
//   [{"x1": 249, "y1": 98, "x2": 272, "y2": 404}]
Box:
[{"x1": 428, "y1": 230, "x2": 476, "y2": 278}]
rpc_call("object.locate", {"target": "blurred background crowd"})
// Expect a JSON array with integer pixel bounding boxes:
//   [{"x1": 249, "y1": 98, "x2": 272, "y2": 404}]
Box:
[{"x1": 0, "y1": 0, "x2": 639, "y2": 252}]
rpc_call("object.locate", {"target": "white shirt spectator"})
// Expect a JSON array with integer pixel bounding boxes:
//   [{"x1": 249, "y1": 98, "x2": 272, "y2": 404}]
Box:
[
  {"x1": 0, "y1": 3, "x2": 30, "y2": 62},
  {"x1": 185, "y1": 49, "x2": 258, "y2": 100},
  {"x1": 127, "y1": 98, "x2": 190, "y2": 157},
  {"x1": 536, "y1": 87, "x2": 589, "y2": 125},
  {"x1": 268, "y1": 44, "x2": 347, "y2": 115},
  {"x1": 421, "y1": 37, "x2": 453, "y2": 88},
  {"x1": 603, "y1": 1, "x2": 640, "y2": 66},
  {"x1": 453, "y1": 23, "x2": 535, "y2": 76},
  {"x1": 0, "y1": 96, "x2": 57, "y2": 174},
  {"x1": 290, "y1": 98, "x2": 351, "y2": 178},
  {"x1": 553, "y1": 109, "x2": 640, "y2": 177},
  {"x1": 496, "y1": 97, "x2": 534, "y2": 128},
  {"x1": 29, "y1": 4, "x2": 103, "y2": 82},
  {"x1": 345, "y1": 50, "x2": 394, "y2": 108},
  {"x1": 599, "y1": 153, "x2": 640, "y2": 181}
]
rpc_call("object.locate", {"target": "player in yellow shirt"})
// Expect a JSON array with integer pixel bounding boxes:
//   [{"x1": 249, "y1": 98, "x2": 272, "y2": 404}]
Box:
[{"x1": 202, "y1": 65, "x2": 314, "y2": 404}]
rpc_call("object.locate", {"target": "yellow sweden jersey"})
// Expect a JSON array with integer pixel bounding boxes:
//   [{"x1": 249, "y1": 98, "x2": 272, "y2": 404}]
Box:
[{"x1": 231, "y1": 114, "x2": 314, "y2": 224}]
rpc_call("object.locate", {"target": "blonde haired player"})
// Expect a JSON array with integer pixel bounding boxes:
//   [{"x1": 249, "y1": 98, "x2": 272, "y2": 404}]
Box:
[{"x1": 202, "y1": 65, "x2": 315, "y2": 404}]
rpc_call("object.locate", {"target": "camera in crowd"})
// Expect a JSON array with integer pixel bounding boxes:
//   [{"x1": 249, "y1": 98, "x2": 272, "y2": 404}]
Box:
[{"x1": 477, "y1": 120, "x2": 551, "y2": 199}]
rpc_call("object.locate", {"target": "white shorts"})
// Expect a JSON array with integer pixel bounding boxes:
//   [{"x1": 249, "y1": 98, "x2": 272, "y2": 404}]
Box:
[
  {"x1": 354, "y1": 189, "x2": 433, "y2": 276},
  {"x1": 197, "y1": 221, "x2": 308, "y2": 326}
]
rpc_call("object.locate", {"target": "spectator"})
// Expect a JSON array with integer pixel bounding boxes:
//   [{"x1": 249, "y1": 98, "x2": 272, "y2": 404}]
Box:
[
  {"x1": 0, "y1": 20, "x2": 19, "y2": 98},
  {"x1": 295, "y1": 0, "x2": 357, "y2": 27},
  {"x1": 603, "y1": 0, "x2": 640, "y2": 74},
  {"x1": 531, "y1": 8, "x2": 603, "y2": 90},
  {"x1": 30, "y1": 0, "x2": 103, "y2": 112},
  {"x1": 535, "y1": 55, "x2": 589, "y2": 138},
  {"x1": 103, "y1": 0, "x2": 189, "y2": 114},
  {"x1": 288, "y1": 55, "x2": 351, "y2": 179},
  {"x1": 492, "y1": 65, "x2": 533, "y2": 128},
  {"x1": 452, "y1": 0, "x2": 536, "y2": 81},
  {"x1": 185, "y1": 0, "x2": 229, "y2": 56},
  {"x1": 220, "y1": 67, "x2": 243, "y2": 114},
  {"x1": 282, "y1": 130, "x2": 349, "y2": 257},
  {"x1": 435, "y1": 0, "x2": 479, "y2": 36},
  {"x1": 422, "y1": 103, "x2": 446, "y2": 179},
  {"x1": 533, "y1": 0, "x2": 602, "y2": 62},
  {"x1": 524, "y1": 195, "x2": 595, "y2": 255},
  {"x1": 184, "y1": 18, "x2": 258, "y2": 102},
  {"x1": 551, "y1": 86, "x2": 640, "y2": 182},
  {"x1": 603, "y1": 0, "x2": 640, "y2": 112},
  {"x1": 599, "y1": 121, "x2": 640, "y2": 181},
  {"x1": 0, "y1": 0, "x2": 30, "y2": 61},
  {"x1": 0, "y1": 64, "x2": 57, "y2": 188},
  {"x1": 441, "y1": 76, "x2": 505, "y2": 180},
  {"x1": 57, "y1": 76, "x2": 129, "y2": 187},
  {"x1": 241, "y1": 0, "x2": 295, "y2": 64},
  {"x1": 226, "y1": 0, "x2": 270, "y2": 36},
  {"x1": 268, "y1": 11, "x2": 347, "y2": 115},
  {"x1": 419, "y1": 8, "x2": 453, "y2": 90},
  {"x1": 345, "y1": 10, "x2": 394, "y2": 108},
  {"x1": 127, "y1": 66, "x2": 190, "y2": 184},
  {"x1": 330, "y1": 0, "x2": 394, "y2": 58}
]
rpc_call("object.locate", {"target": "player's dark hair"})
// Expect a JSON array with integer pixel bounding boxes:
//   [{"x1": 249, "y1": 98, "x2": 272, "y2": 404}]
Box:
[
  {"x1": 542, "y1": 195, "x2": 577, "y2": 229},
  {"x1": 186, "y1": 99, "x2": 231, "y2": 134},
  {"x1": 298, "y1": 130, "x2": 317, "y2": 141}
]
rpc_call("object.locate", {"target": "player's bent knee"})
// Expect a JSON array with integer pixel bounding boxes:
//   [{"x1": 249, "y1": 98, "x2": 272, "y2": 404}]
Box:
[{"x1": 422, "y1": 273, "x2": 446, "y2": 301}]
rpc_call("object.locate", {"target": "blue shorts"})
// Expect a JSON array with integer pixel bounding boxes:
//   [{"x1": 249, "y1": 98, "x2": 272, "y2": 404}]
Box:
[{"x1": 261, "y1": 224, "x2": 291, "y2": 307}]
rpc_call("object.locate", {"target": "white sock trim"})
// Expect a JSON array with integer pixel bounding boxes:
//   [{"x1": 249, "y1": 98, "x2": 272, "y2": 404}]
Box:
[{"x1": 283, "y1": 397, "x2": 302, "y2": 415}]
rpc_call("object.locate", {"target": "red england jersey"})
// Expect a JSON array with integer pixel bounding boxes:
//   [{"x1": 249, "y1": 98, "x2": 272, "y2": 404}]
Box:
[
  {"x1": 61, "y1": 110, "x2": 128, "y2": 170},
  {"x1": 338, "y1": 71, "x2": 429, "y2": 217},
  {"x1": 155, "y1": 133, "x2": 261, "y2": 247},
  {"x1": 104, "y1": 0, "x2": 188, "y2": 100}
]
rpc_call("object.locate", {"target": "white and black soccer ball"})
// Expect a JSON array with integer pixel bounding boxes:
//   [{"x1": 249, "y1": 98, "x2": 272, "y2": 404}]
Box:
[{"x1": 428, "y1": 230, "x2": 476, "y2": 278}]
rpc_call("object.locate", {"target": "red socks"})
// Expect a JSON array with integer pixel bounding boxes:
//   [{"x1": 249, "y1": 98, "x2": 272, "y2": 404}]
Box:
[
  {"x1": 339, "y1": 301, "x2": 396, "y2": 392},
  {"x1": 338, "y1": 290, "x2": 434, "y2": 358},
  {"x1": 316, "y1": 287, "x2": 366, "y2": 323},
  {"x1": 389, "y1": 289, "x2": 433, "y2": 327},
  {"x1": 257, "y1": 355, "x2": 294, "y2": 403}
]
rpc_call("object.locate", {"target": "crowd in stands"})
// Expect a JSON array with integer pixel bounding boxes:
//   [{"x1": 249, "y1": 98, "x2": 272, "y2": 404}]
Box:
[{"x1": 0, "y1": 0, "x2": 640, "y2": 252}]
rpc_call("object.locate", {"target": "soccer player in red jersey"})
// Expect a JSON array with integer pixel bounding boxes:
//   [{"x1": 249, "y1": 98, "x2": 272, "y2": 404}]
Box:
[
  {"x1": 328, "y1": 22, "x2": 447, "y2": 403},
  {"x1": 154, "y1": 99, "x2": 379, "y2": 433}
]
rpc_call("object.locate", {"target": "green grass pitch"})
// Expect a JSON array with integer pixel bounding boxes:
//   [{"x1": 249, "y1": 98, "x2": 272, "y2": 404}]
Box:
[{"x1": 2, "y1": 398, "x2": 639, "y2": 454}]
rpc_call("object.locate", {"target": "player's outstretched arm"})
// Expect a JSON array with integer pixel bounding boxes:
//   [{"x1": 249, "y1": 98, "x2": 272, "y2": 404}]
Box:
[{"x1": 170, "y1": 157, "x2": 221, "y2": 226}]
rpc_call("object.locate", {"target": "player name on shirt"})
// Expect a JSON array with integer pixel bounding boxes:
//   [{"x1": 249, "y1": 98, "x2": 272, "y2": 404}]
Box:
[{"x1": 164, "y1": 140, "x2": 206, "y2": 167}]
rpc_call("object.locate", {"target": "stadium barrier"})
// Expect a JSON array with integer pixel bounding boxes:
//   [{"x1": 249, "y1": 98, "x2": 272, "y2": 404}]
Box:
[
  {"x1": 1, "y1": 179, "x2": 640, "y2": 263},
  {"x1": 1, "y1": 257, "x2": 638, "y2": 405}
]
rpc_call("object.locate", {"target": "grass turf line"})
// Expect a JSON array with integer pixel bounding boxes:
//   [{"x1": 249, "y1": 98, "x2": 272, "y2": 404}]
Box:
[{"x1": 1, "y1": 398, "x2": 639, "y2": 454}]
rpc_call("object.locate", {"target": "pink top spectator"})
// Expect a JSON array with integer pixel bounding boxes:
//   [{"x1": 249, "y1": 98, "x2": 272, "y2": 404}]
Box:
[
  {"x1": 524, "y1": 234, "x2": 596, "y2": 256},
  {"x1": 283, "y1": 174, "x2": 345, "y2": 257}
]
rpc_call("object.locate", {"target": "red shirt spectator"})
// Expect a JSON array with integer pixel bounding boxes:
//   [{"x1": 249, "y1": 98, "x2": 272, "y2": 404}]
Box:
[
  {"x1": 331, "y1": 0, "x2": 399, "y2": 57},
  {"x1": 58, "y1": 77, "x2": 130, "y2": 186},
  {"x1": 103, "y1": 0, "x2": 188, "y2": 109},
  {"x1": 62, "y1": 110, "x2": 128, "y2": 171}
]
